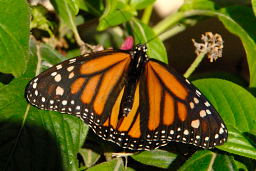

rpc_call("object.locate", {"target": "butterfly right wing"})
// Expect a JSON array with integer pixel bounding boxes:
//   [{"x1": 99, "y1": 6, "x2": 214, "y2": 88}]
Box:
[{"x1": 139, "y1": 59, "x2": 228, "y2": 149}]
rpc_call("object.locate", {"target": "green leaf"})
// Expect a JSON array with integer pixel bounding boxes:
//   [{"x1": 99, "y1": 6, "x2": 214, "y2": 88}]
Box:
[
  {"x1": 129, "y1": 19, "x2": 168, "y2": 63},
  {"x1": 79, "y1": 148, "x2": 101, "y2": 168},
  {"x1": 179, "y1": 150, "x2": 237, "y2": 171},
  {"x1": 234, "y1": 159, "x2": 248, "y2": 171},
  {"x1": 193, "y1": 79, "x2": 256, "y2": 159},
  {"x1": 30, "y1": 6, "x2": 54, "y2": 36},
  {"x1": 87, "y1": 158, "x2": 124, "y2": 171},
  {"x1": 39, "y1": 43, "x2": 67, "y2": 65},
  {"x1": 181, "y1": 0, "x2": 216, "y2": 11},
  {"x1": 0, "y1": 41, "x2": 88, "y2": 170},
  {"x1": 78, "y1": 0, "x2": 104, "y2": 16},
  {"x1": 252, "y1": 0, "x2": 256, "y2": 16},
  {"x1": 0, "y1": 0, "x2": 30, "y2": 77},
  {"x1": 97, "y1": 0, "x2": 136, "y2": 31},
  {"x1": 131, "y1": 149, "x2": 177, "y2": 168},
  {"x1": 130, "y1": 0, "x2": 156, "y2": 9},
  {"x1": 50, "y1": 0, "x2": 79, "y2": 31},
  {"x1": 217, "y1": 6, "x2": 256, "y2": 88}
]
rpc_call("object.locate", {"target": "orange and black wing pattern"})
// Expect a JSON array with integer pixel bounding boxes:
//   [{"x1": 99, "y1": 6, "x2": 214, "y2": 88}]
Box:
[
  {"x1": 26, "y1": 50, "x2": 131, "y2": 129},
  {"x1": 26, "y1": 44, "x2": 228, "y2": 150},
  {"x1": 136, "y1": 59, "x2": 228, "y2": 149}
]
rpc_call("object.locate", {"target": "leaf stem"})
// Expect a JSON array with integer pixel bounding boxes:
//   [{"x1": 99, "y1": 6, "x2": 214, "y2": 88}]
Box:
[
  {"x1": 153, "y1": 9, "x2": 216, "y2": 36},
  {"x1": 183, "y1": 51, "x2": 207, "y2": 78},
  {"x1": 159, "y1": 19, "x2": 197, "y2": 41},
  {"x1": 158, "y1": 24, "x2": 186, "y2": 41},
  {"x1": 142, "y1": 5, "x2": 153, "y2": 24},
  {"x1": 153, "y1": 12, "x2": 185, "y2": 35}
]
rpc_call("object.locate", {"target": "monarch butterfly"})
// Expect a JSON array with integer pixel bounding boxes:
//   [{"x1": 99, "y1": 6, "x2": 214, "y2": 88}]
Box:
[{"x1": 26, "y1": 44, "x2": 228, "y2": 150}]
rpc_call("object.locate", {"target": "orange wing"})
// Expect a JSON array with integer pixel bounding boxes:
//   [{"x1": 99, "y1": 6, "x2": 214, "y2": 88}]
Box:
[
  {"x1": 136, "y1": 59, "x2": 228, "y2": 149},
  {"x1": 26, "y1": 49, "x2": 228, "y2": 150},
  {"x1": 26, "y1": 50, "x2": 131, "y2": 127}
]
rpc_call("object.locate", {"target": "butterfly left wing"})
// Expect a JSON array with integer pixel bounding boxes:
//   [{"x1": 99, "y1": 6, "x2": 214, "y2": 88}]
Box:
[
  {"x1": 26, "y1": 50, "x2": 131, "y2": 127},
  {"x1": 139, "y1": 59, "x2": 228, "y2": 149}
]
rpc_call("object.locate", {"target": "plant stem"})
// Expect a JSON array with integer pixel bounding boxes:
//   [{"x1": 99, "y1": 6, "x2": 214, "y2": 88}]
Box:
[
  {"x1": 153, "y1": 9, "x2": 217, "y2": 36},
  {"x1": 158, "y1": 24, "x2": 186, "y2": 41},
  {"x1": 153, "y1": 12, "x2": 185, "y2": 35},
  {"x1": 183, "y1": 51, "x2": 207, "y2": 78},
  {"x1": 159, "y1": 19, "x2": 197, "y2": 41},
  {"x1": 142, "y1": 5, "x2": 153, "y2": 24}
]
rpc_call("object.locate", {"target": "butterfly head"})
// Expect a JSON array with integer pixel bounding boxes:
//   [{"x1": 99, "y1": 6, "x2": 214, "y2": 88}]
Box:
[
  {"x1": 130, "y1": 44, "x2": 148, "y2": 64},
  {"x1": 135, "y1": 44, "x2": 147, "y2": 52}
]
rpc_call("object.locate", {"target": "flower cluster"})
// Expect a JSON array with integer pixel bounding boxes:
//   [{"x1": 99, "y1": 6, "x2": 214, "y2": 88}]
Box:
[{"x1": 192, "y1": 32, "x2": 224, "y2": 62}]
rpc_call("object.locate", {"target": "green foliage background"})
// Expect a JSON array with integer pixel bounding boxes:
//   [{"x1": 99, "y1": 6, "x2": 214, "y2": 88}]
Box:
[{"x1": 0, "y1": 0, "x2": 255, "y2": 170}]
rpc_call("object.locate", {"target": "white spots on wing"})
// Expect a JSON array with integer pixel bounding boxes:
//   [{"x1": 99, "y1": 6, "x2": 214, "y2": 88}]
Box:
[
  {"x1": 204, "y1": 101, "x2": 210, "y2": 107},
  {"x1": 35, "y1": 90, "x2": 38, "y2": 96},
  {"x1": 170, "y1": 130, "x2": 174, "y2": 135},
  {"x1": 34, "y1": 78, "x2": 38, "y2": 82},
  {"x1": 67, "y1": 66, "x2": 74, "y2": 72},
  {"x1": 56, "y1": 64, "x2": 62, "y2": 70},
  {"x1": 219, "y1": 127, "x2": 224, "y2": 134},
  {"x1": 191, "y1": 119, "x2": 200, "y2": 129},
  {"x1": 193, "y1": 97, "x2": 199, "y2": 104},
  {"x1": 76, "y1": 106, "x2": 80, "y2": 110},
  {"x1": 206, "y1": 109, "x2": 211, "y2": 115},
  {"x1": 196, "y1": 90, "x2": 201, "y2": 96},
  {"x1": 189, "y1": 102, "x2": 194, "y2": 109},
  {"x1": 183, "y1": 129, "x2": 189, "y2": 135},
  {"x1": 56, "y1": 86, "x2": 64, "y2": 96},
  {"x1": 186, "y1": 79, "x2": 191, "y2": 84},
  {"x1": 41, "y1": 97, "x2": 46, "y2": 102},
  {"x1": 215, "y1": 134, "x2": 219, "y2": 139},
  {"x1": 68, "y1": 72, "x2": 74, "y2": 79},
  {"x1": 62, "y1": 100, "x2": 67, "y2": 105},
  {"x1": 51, "y1": 72, "x2": 57, "y2": 76},
  {"x1": 32, "y1": 82, "x2": 37, "y2": 89},
  {"x1": 205, "y1": 137, "x2": 209, "y2": 141},
  {"x1": 199, "y1": 110, "x2": 206, "y2": 118},
  {"x1": 54, "y1": 74, "x2": 62, "y2": 82},
  {"x1": 50, "y1": 100, "x2": 54, "y2": 104},
  {"x1": 196, "y1": 135, "x2": 200, "y2": 139},
  {"x1": 177, "y1": 127, "x2": 181, "y2": 131},
  {"x1": 161, "y1": 130, "x2": 165, "y2": 134},
  {"x1": 69, "y1": 58, "x2": 76, "y2": 64},
  {"x1": 71, "y1": 100, "x2": 75, "y2": 105}
]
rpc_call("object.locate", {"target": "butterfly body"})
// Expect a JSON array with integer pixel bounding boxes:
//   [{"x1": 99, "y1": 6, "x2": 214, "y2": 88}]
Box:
[
  {"x1": 120, "y1": 44, "x2": 148, "y2": 117},
  {"x1": 26, "y1": 44, "x2": 228, "y2": 150}
]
